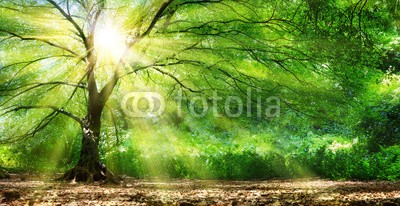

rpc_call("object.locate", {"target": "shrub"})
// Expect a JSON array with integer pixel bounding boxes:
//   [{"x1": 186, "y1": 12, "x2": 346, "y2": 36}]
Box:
[{"x1": 360, "y1": 104, "x2": 400, "y2": 152}]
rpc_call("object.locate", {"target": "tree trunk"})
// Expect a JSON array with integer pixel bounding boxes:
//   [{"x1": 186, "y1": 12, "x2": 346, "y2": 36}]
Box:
[
  {"x1": 60, "y1": 80, "x2": 119, "y2": 183},
  {"x1": 60, "y1": 21, "x2": 120, "y2": 182},
  {"x1": 62, "y1": 126, "x2": 103, "y2": 182},
  {"x1": 61, "y1": 117, "x2": 118, "y2": 183}
]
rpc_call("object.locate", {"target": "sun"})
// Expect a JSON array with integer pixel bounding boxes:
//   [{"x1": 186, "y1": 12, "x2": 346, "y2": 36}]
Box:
[{"x1": 94, "y1": 22, "x2": 127, "y2": 63}]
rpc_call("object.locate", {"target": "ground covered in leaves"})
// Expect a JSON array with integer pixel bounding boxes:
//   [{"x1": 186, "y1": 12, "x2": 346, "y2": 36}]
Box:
[{"x1": 1, "y1": 175, "x2": 400, "y2": 205}]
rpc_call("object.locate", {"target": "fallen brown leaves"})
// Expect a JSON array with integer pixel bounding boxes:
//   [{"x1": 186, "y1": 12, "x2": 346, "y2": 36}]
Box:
[{"x1": 1, "y1": 175, "x2": 400, "y2": 205}]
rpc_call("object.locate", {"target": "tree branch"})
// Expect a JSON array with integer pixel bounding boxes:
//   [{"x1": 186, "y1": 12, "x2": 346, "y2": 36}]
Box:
[
  {"x1": 0, "y1": 81, "x2": 87, "y2": 107},
  {"x1": 0, "y1": 81, "x2": 87, "y2": 92},
  {"x1": 99, "y1": 70, "x2": 119, "y2": 105},
  {"x1": 46, "y1": 0, "x2": 88, "y2": 49},
  {"x1": 3, "y1": 105, "x2": 82, "y2": 124},
  {"x1": 152, "y1": 67, "x2": 201, "y2": 93},
  {"x1": 0, "y1": 29, "x2": 80, "y2": 57},
  {"x1": 140, "y1": 0, "x2": 175, "y2": 39}
]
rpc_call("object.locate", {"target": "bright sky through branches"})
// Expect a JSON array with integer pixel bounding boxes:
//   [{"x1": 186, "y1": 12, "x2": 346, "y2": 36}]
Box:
[{"x1": 94, "y1": 22, "x2": 126, "y2": 63}]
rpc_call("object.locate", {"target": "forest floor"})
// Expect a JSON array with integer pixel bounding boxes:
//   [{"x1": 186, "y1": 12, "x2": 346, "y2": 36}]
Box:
[{"x1": 1, "y1": 174, "x2": 400, "y2": 205}]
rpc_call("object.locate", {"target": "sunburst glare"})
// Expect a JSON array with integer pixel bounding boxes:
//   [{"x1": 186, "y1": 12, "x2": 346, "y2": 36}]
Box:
[{"x1": 94, "y1": 22, "x2": 127, "y2": 63}]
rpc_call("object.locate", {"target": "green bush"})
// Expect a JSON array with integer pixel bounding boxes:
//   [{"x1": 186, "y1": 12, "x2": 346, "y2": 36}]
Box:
[
  {"x1": 375, "y1": 146, "x2": 400, "y2": 180},
  {"x1": 204, "y1": 149, "x2": 288, "y2": 180},
  {"x1": 360, "y1": 104, "x2": 400, "y2": 152},
  {"x1": 290, "y1": 136, "x2": 400, "y2": 180}
]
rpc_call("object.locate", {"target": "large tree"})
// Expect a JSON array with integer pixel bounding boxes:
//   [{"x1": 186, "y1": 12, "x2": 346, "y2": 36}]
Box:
[{"x1": 0, "y1": 0, "x2": 388, "y2": 182}]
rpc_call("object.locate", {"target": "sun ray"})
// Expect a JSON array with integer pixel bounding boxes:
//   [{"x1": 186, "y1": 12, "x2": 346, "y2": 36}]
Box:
[{"x1": 94, "y1": 21, "x2": 127, "y2": 63}]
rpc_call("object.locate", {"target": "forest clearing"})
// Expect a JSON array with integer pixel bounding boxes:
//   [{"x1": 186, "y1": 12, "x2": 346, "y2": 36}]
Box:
[{"x1": 2, "y1": 175, "x2": 400, "y2": 205}]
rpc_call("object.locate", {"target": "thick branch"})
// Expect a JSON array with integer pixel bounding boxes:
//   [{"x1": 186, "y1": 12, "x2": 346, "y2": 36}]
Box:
[
  {"x1": 99, "y1": 70, "x2": 119, "y2": 105},
  {"x1": 140, "y1": 0, "x2": 175, "y2": 39}
]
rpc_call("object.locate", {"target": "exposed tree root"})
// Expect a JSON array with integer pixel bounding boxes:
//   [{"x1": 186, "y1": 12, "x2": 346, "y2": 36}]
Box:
[{"x1": 58, "y1": 162, "x2": 120, "y2": 184}]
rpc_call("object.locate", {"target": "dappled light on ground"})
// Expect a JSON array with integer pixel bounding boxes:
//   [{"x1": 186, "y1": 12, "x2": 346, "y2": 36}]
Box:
[{"x1": 1, "y1": 175, "x2": 400, "y2": 205}]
